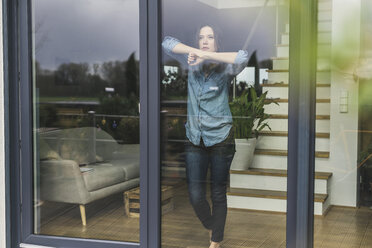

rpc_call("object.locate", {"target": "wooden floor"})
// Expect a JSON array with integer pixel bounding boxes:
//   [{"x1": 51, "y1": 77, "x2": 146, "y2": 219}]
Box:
[{"x1": 37, "y1": 182, "x2": 372, "y2": 248}]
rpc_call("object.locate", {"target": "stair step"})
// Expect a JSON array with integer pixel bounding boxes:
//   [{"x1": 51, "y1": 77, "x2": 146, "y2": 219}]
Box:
[
  {"x1": 229, "y1": 169, "x2": 330, "y2": 194},
  {"x1": 318, "y1": 20, "x2": 332, "y2": 32},
  {"x1": 281, "y1": 31, "x2": 332, "y2": 45},
  {"x1": 286, "y1": 13, "x2": 332, "y2": 32},
  {"x1": 230, "y1": 168, "x2": 332, "y2": 180},
  {"x1": 262, "y1": 83, "x2": 330, "y2": 87},
  {"x1": 254, "y1": 149, "x2": 330, "y2": 158},
  {"x1": 272, "y1": 57, "x2": 331, "y2": 70},
  {"x1": 227, "y1": 188, "x2": 328, "y2": 203},
  {"x1": 259, "y1": 131, "x2": 330, "y2": 138},
  {"x1": 227, "y1": 189, "x2": 330, "y2": 215},
  {"x1": 277, "y1": 42, "x2": 332, "y2": 47},
  {"x1": 267, "y1": 70, "x2": 330, "y2": 84},
  {"x1": 265, "y1": 99, "x2": 330, "y2": 103},
  {"x1": 251, "y1": 154, "x2": 331, "y2": 170},
  {"x1": 318, "y1": 0, "x2": 332, "y2": 11},
  {"x1": 265, "y1": 101, "x2": 330, "y2": 116},
  {"x1": 257, "y1": 135, "x2": 329, "y2": 151},
  {"x1": 265, "y1": 119, "x2": 329, "y2": 133},
  {"x1": 318, "y1": 9, "x2": 332, "y2": 21},
  {"x1": 269, "y1": 114, "x2": 330, "y2": 120},
  {"x1": 267, "y1": 69, "x2": 330, "y2": 73},
  {"x1": 282, "y1": 30, "x2": 331, "y2": 35},
  {"x1": 270, "y1": 57, "x2": 288, "y2": 60},
  {"x1": 276, "y1": 44, "x2": 331, "y2": 57}
]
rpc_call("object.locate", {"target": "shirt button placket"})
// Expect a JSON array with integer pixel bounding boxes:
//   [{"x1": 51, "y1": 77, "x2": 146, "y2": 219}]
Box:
[{"x1": 198, "y1": 85, "x2": 202, "y2": 132}]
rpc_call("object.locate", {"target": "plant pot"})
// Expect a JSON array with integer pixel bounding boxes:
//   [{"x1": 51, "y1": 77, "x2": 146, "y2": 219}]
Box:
[{"x1": 230, "y1": 138, "x2": 257, "y2": 171}]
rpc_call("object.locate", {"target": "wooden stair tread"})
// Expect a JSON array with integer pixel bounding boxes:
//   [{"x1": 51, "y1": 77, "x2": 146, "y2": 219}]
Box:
[
  {"x1": 265, "y1": 98, "x2": 330, "y2": 103},
  {"x1": 282, "y1": 30, "x2": 331, "y2": 35},
  {"x1": 271, "y1": 57, "x2": 331, "y2": 61},
  {"x1": 267, "y1": 69, "x2": 331, "y2": 73},
  {"x1": 276, "y1": 42, "x2": 331, "y2": 47},
  {"x1": 269, "y1": 114, "x2": 330, "y2": 120},
  {"x1": 261, "y1": 83, "x2": 330, "y2": 87},
  {"x1": 271, "y1": 57, "x2": 289, "y2": 60},
  {"x1": 227, "y1": 188, "x2": 328, "y2": 203},
  {"x1": 259, "y1": 130, "x2": 330, "y2": 138},
  {"x1": 254, "y1": 149, "x2": 330, "y2": 158},
  {"x1": 230, "y1": 168, "x2": 332, "y2": 180},
  {"x1": 317, "y1": 19, "x2": 332, "y2": 23}
]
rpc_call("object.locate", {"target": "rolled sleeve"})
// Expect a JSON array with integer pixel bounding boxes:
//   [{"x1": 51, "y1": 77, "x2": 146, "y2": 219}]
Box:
[
  {"x1": 226, "y1": 50, "x2": 249, "y2": 75},
  {"x1": 162, "y1": 36, "x2": 187, "y2": 66},
  {"x1": 162, "y1": 36, "x2": 181, "y2": 55},
  {"x1": 234, "y1": 50, "x2": 249, "y2": 65}
]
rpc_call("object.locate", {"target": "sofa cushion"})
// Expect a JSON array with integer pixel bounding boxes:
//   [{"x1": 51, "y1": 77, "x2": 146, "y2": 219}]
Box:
[
  {"x1": 110, "y1": 159, "x2": 140, "y2": 180},
  {"x1": 82, "y1": 164, "x2": 126, "y2": 192}
]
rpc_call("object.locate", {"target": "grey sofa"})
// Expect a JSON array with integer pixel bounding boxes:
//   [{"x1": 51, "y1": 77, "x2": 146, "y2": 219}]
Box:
[{"x1": 38, "y1": 127, "x2": 140, "y2": 226}]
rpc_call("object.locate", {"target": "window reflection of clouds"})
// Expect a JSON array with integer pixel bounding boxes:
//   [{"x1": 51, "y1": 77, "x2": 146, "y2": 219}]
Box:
[
  {"x1": 34, "y1": 0, "x2": 139, "y2": 70},
  {"x1": 162, "y1": 0, "x2": 286, "y2": 64}
]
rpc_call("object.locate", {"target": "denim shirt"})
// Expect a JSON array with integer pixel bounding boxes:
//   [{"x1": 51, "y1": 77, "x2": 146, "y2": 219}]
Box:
[{"x1": 162, "y1": 36, "x2": 249, "y2": 147}]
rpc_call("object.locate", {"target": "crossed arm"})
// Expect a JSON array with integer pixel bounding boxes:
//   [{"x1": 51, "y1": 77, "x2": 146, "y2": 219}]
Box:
[{"x1": 171, "y1": 42, "x2": 239, "y2": 65}]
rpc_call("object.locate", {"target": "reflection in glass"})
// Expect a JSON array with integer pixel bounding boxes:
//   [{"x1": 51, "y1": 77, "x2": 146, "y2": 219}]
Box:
[
  {"x1": 161, "y1": 0, "x2": 289, "y2": 247},
  {"x1": 32, "y1": 0, "x2": 140, "y2": 242}
]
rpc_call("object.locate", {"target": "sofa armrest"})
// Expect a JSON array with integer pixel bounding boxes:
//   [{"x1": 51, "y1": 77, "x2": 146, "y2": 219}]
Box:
[{"x1": 39, "y1": 160, "x2": 90, "y2": 204}]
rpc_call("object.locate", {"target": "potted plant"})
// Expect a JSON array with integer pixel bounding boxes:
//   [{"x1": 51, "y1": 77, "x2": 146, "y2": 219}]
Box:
[{"x1": 229, "y1": 86, "x2": 277, "y2": 170}]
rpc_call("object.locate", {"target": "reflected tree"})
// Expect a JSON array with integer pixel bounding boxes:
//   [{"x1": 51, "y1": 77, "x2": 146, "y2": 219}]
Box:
[
  {"x1": 55, "y1": 63, "x2": 90, "y2": 85},
  {"x1": 125, "y1": 52, "x2": 139, "y2": 98}
]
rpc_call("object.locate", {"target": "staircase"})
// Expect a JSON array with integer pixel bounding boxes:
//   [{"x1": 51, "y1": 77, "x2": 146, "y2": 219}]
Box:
[{"x1": 227, "y1": 0, "x2": 333, "y2": 216}]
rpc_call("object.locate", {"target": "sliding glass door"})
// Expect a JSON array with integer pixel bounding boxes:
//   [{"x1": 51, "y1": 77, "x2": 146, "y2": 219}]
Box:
[
  {"x1": 28, "y1": 0, "x2": 142, "y2": 245},
  {"x1": 160, "y1": 0, "x2": 291, "y2": 247},
  {"x1": 9, "y1": 0, "x2": 325, "y2": 247}
]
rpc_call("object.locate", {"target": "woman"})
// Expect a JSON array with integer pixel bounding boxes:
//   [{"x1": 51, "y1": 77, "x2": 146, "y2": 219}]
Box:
[{"x1": 162, "y1": 25, "x2": 249, "y2": 248}]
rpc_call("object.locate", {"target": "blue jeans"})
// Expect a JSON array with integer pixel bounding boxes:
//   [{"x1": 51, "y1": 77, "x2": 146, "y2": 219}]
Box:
[{"x1": 185, "y1": 130, "x2": 235, "y2": 242}]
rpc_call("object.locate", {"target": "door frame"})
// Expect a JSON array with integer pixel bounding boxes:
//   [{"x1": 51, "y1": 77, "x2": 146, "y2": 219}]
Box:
[{"x1": 5, "y1": 0, "x2": 319, "y2": 247}]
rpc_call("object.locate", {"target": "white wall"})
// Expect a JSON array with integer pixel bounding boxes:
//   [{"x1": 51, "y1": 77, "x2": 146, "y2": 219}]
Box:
[
  {"x1": 0, "y1": 0, "x2": 6, "y2": 246},
  {"x1": 326, "y1": 0, "x2": 362, "y2": 206}
]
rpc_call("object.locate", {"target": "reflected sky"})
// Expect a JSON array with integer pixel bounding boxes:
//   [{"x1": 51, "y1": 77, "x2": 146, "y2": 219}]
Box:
[
  {"x1": 33, "y1": 0, "x2": 139, "y2": 70},
  {"x1": 33, "y1": 0, "x2": 288, "y2": 70},
  {"x1": 162, "y1": 0, "x2": 286, "y2": 64}
]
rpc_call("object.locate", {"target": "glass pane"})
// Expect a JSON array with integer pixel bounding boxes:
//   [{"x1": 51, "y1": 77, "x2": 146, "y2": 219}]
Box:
[
  {"x1": 160, "y1": 0, "x2": 289, "y2": 247},
  {"x1": 314, "y1": 0, "x2": 372, "y2": 247},
  {"x1": 32, "y1": 0, "x2": 140, "y2": 242}
]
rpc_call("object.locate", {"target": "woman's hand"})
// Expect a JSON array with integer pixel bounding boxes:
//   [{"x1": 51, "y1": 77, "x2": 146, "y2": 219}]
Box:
[
  {"x1": 188, "y1": 51, "x2": 207, "y2": 66},
  {"x1": 188, "y1": 50, "x2": 241, "y2": 65}
]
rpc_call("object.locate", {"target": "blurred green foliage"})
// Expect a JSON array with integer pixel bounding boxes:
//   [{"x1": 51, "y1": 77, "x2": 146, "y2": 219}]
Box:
[
  {"x1": 161, "y1": 68, "x2": 187, "y2": 100},
  {"x1": 116, "y1": 117, "x2": 140, "y2": 144},
  {"x1": 39, "y1": 104, "x2": 58, "y2": 127},
  {"x1": 229, "y1": 86, "x2": 277, "y2": 139},
  {"x1": 166, "y1": 117, "x2": 186, "y2": 140}
]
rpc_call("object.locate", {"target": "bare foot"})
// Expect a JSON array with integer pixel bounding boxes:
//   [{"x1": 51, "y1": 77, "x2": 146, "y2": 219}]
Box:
[{"x1": 209, "y1": 241, "x2": 221, "y2": 248}]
